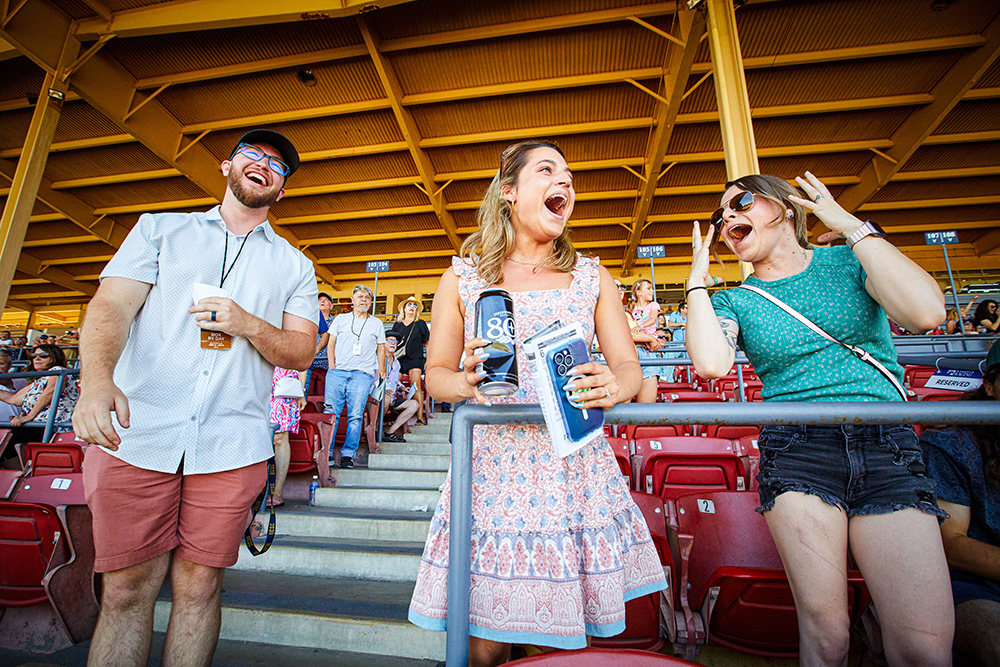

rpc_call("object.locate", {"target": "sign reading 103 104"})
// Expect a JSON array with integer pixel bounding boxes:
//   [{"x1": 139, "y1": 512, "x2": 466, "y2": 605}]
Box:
[{"x1": 366, "y1": 260, "x2": 390, "y2": 273}]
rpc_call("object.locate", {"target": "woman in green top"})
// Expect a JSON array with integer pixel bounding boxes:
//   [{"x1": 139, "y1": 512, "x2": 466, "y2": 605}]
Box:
[{"x1": 686, "y1": 172, "x2": 953, "y2": 666}]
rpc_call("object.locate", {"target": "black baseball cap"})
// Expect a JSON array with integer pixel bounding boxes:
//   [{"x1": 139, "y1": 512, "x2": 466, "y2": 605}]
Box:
[
  {"x1": 986, "y1": 338, "x2": 1000, "y2": 378},
  {"x1": 231, "y1": 129, "x2": 300, "y2": 177},
  {"x1": 385, "y1": 331, "x2": 404, "y2": 342}
]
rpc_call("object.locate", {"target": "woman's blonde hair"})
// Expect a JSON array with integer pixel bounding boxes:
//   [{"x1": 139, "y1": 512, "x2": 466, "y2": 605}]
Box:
[{"x1": 460, "y1": 140, "x2": 578, "y2": 286}]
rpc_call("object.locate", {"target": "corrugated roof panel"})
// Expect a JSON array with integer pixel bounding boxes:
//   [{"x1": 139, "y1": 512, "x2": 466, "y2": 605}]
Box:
[
  {"x1": 0, "y1": 58, "x2": 44, "y2": 102},
  {"x1": 871, "y1": 176, "x2": 1000, "y2": 202},
  {"x1": 976, "y1": 59, "x2": 1000, "y2": 89},
  {"x1": 44, "y1": 143, "x2": 168, "y2": 181},
  {"x1": 0, "y1": 109, "x2": 31, "y2": 152},
  {"x1": 294, "y1": 213, "x2": 443, "y2": 241},
  {"x1": 745, "y1": 53, "x2": 962, "y2": 108},
  {"x1": 659, "y1": 163, "x2": 729, "y2": 188},
  {"x1": 736, "y1": 0, "x2": 999, "y2": 56},
  {"x1": 570, "y1": 200, "x2": 632, "y2": 219},
  {"x1": 373, "y1": 0, "x2": 670, "y2": 40},
  {"x1": 69, "y1": 262, "x2": 113, "y2": 279},
  {"x1": 69, "y1": 177, "x2": 211, "y2": 209},
  {"x1": 50, "y1": 0, "x2": 101, "y2": 19},
  {"x1": 105, "y1": 0, "x2": 176, "y2": 11},
  {"x1": 412, "y1": 84, "x2": 655, "y2": 139},
  {"x1": 903, "y1": 142, "x2": 1000, "y2": 171},
  {"x1": 758, "y1": 153, "x2": 875, "y2": 179},
  {"x1": 570, "y1": 226, "x2": 628, "y2": 243},
  {"x1": 665, "y1": 123, "x2": 722, "y2": 155},
  {"x1": 445, "y1": 180, "x2": 493, "y2": 204},
  {"x1": 24, "y1": 221, "x2": 97, "y2": 243},
  {"x1": 28, "y1": 241, "x2": 117, "y2": 262},
  {"x1": 53, "y1": 102, "x2": 123, "y2": 142},
  {"x1": 876, "y1": 204, "x2": 998, "y2": 226},
  {"x1": 649, "y1": 192, "x2": 719, "y2": 217},
  {"x1": 390, "y1": 19, "x2": 670, "y2": 94},
  {"x1": 315, "y1": 235, "x2": 453, "y2": 260},
  {"x1": 754, "y1": 108, "x2": 913, "y2": 147},
  {"x1": 574, "y1": 168, "x2": 640, "y2": 193},
  {"x1": 156, "y1": 59, "x2": 384, "y2": 125},
  {"x1": 270, "y1": 186, "x2": 429, "y2": 217},
  {"x1": 290, "y1": 152, "x2": 419, "y2": 189},
  {"x1": 934, "y1": 100, "x2": 1000, "y2": 135},
  {"x1": 198, "y1": 111, "x2": 405, "y2": 160},
  {"x1": 329, "y1": 256, "x2": 452, "y2": 275},
  {"x1": 107, "y1": 17, "x2": 362, "y2": 79}
]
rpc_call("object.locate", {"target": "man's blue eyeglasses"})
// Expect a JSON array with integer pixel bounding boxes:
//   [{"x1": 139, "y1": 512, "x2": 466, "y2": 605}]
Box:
[{"x1": 231, "y1": 143, "x2": 290, "y2": 177}]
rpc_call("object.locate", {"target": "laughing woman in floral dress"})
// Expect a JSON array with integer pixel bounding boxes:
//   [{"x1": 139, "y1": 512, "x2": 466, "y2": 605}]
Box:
[{"x1": 408, "y1": 140, "x2": 666, "y2": 666}]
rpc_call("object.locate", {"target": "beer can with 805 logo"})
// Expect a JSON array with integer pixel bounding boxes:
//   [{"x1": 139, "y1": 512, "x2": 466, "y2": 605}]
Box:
[{"x1": 474, "y1": 288, "x2": 519, "y2": 396}]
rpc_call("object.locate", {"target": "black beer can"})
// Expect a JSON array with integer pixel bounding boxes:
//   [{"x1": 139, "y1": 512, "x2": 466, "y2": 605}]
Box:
[{"x1": 474, "y1": 288, "x2": 518, "y2": 396}]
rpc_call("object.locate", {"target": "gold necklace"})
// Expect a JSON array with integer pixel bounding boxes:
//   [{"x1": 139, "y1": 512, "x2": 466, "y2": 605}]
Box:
[{"x1": 507, "y1": 255, "x2": 543, "y2": 266}]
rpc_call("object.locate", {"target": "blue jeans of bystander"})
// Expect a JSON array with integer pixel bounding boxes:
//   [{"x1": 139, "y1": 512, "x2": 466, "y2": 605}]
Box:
[{"x1": 324, "y1": 368, "x2": 372, "y2": 459}]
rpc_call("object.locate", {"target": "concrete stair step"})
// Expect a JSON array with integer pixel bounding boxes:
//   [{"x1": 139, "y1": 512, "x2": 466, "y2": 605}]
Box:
[
  {"x1": 400, "y1": 432, "x2": 450, "y2": 444},
  {"x1": 409, "y1": 424, "x2": 451, "y2": 435},
  {"x1": 154, "y1": 571, "x2": 443, "y2": 662},
  {"x1": 317, "y1": 485, "x2": 440, "y2": 513},
  {"x1": 273, "y1": 500, "x2": 432, "y2": 543},
  {"x1": 368, "y1": 453, "x2": 450, "y2": 472},
  {"x1": 231, "y1": 534, "x2": 424, "y2": 581},
  {"x1": 336, "y1": 468, "x2": 446, "y2": 489},
  {"x1": 378, "y1": 441, "x2": 451, "y2": 456}
]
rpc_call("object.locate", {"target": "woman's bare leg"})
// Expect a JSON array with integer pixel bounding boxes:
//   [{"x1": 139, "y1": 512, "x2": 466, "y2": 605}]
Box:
[
  {"x1": 408, "y1": 367, "x2": 425, "y2": 423},
  {"x1": 764, "y1": 491, "x2": 851, "y2": 667},
  {"x1": 636, "y1": 376, "x2": 657, "y2": 403},
  {"x1": 468, "y1": 637, "x2": 510, "y2": 667},
  {"x1": 272, "y1": 430, "x2": 290, "y2": 504},
  {"x1": 849, "y1": 509, "x2": 954, "y2": 666}
]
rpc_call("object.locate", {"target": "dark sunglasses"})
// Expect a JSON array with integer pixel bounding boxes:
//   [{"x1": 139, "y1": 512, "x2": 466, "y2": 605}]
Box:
[
  {"x1": 709, "y1": 190, "x2": 756, "y2": 229},
  {"x1": 33, "y1": 352, "x2": 50, "y2": 359},
  {"x1": 232, "y1": 143, "x2": 290, "y2": 177}
]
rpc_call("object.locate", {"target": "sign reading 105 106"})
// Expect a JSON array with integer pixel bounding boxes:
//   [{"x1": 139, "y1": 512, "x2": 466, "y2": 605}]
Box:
[
  {"x1": 637, "y1": 244, "x2": 666, "y2": 259},
  {"x1": 366, "y1": 260, "x2": 390, "y2": 273}
]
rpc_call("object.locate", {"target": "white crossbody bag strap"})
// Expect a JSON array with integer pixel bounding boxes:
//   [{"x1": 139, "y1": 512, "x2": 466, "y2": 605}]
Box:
[{"x1": 739, "y1": 285, "x2": 908, "y2": 401}]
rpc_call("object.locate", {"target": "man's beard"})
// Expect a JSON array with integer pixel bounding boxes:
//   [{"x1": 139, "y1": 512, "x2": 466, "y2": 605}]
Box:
[{"x1": 228, "y1": 169, "x2": 282, "y2": 209}]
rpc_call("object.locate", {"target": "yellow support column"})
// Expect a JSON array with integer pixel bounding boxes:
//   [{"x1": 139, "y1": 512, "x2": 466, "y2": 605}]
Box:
[
  {"x1": 706, "y1": 0, "x2": 757, "y2": 280},
  {"x1": 0, "y1": 34, "x2": 78, "y2": 310}
]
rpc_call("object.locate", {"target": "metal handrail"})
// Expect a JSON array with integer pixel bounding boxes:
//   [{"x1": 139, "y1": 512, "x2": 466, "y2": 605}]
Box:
[
  {"x1": 445, "y1": 401, "x2": 1000, "y2": 666},
  {"x1": 0, "y1": 368, "x2": 79, "y2": 442}
]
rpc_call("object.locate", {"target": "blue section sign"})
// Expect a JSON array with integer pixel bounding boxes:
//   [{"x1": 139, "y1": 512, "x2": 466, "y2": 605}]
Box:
[
  {"x1": 366, "y1": 260, "x2": 390, "y2": 273},
  {"x1": 924, "y1": 231, "x2": 959, "y2": 245},
  {"x1": 637, "y1": 244, "x2": 666, "y2": 259}
]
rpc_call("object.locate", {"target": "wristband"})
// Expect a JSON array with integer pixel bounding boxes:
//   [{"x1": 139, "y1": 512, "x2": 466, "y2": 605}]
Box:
[{"x1": 685, "y1": 285, "x2": 708, "y2": 296}]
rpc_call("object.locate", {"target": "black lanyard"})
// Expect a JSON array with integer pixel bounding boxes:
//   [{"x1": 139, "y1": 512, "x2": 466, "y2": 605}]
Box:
[
  {"x1": 351, "y1": 314, "x2": 369, "y2": 339},
  {"x1": 220, "y1": 230, "x2": 252, "y2": 288}
]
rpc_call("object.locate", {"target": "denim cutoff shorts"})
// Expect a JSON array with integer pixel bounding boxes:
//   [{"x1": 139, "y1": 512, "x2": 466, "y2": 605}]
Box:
[
  {"x1": 636, "y1": 346, "x2": 661, "y2": 379},
  {"x1": 756, "y1": 424, "x2": 946, "y2": 520}
]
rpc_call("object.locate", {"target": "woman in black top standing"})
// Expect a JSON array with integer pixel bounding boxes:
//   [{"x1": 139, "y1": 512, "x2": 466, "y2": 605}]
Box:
[{"x1": 391, "y1": 296, "x2": 430, "y2": 423}]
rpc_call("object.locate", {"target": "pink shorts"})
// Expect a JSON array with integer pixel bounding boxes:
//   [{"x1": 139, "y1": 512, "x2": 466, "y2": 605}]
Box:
[{"x1": 83, "y1": 447, "x2": 267, "y2": 572}]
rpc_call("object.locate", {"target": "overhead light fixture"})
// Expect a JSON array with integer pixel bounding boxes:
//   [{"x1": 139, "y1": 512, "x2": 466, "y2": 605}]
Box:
[{"x1": 296, "y1": 69, "x2": 317, "y2": 87}]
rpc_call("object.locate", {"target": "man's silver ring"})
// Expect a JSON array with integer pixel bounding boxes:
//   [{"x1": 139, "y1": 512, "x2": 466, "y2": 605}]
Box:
[
  {"x1": 603, "y1": 387, "x2": 611, "y2": 399},
  {"x1": 210, "y1": 311, "x2": 217, "y2": 322}
]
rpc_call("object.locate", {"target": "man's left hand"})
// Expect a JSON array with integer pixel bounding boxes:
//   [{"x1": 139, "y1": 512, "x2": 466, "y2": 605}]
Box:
[{"x1": 189, "y1": 297, "x2": 258, "y2": 338}]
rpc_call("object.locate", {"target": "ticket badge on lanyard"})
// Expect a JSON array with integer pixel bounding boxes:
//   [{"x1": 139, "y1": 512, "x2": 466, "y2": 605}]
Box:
[
  {"x1": 193, "y1": 283, "x2": 231, "y2": 350},
  {"x1": 352, "y1": 342, "x2": 362, "y2": 356}
]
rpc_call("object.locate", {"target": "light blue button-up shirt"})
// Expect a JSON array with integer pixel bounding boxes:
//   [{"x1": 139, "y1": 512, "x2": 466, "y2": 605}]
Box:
[{"x1": 99, "y1": 206, "x2": 319, "y2": 474}]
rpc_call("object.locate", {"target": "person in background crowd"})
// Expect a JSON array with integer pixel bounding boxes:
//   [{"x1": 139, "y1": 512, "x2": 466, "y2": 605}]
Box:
[
  {"x1": 687, "y1": 171, "x2": 951, "y2": 666},
  {"x1": 971, "y1": 299, "x2": 999, "y2": 333},
  {"x1": 920, "y1": 339, "x2": 1000, "y2": 666},
  {"x1": 0, "y1": 330, "x2": 12, "y2": 346},
  {"x1": 390, "y1": 296, "x2": 430, "y2": 424},
  {"x1": 268, "y1": 367, "x2": 307, "y2": 508},
  {"x1": 629, "y1": 279, "x2": 664, "y2": 396},
  {"x1": 380, "y1": 332, "x2": 420, "y2": 443},
  {"x1": 667, "y1": 300, "x2": 688, "y2": 343},
  {"x1": 324, "y1": 284, "x2": 386, "y2": 469},
  {"x1": 304, "y1": 292, "x2": 334, "y2": 395},
  {"x1": 409, "y1": 140, "x2": 665, "y2": 665},
  {"x1": 0, "y1": 343, "x2": 79, "y2": 434},
  {"x1": 0, "y1": 348, "x2": 27, "y2": 425},
  {"x1": 71, "y1": 128, "x2": 318, "y2": 667}
]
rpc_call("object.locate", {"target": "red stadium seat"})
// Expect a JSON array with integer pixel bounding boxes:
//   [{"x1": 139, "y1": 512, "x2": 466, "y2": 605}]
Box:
[
  {"x1": 51, "y1": 432, "x2": 88, "y2": 447},
  {"x1": 23, "y1": 443, "x2": 84, "y2": 476},
  {"x1": 606, "y1": 437, "x2": 633, "y2": 488},
  {"x1": 910, "y1": 387, "x2": 962, "y2": 401},
  {"x1": 661, "y1": 391, "x2": 725, "y2": 404},
  {"x1": 623, "y1": 424, "x2": 690, "y2": 441},
  {"x1": 670, "y1": 491, "x2": 870, "y2": 659},
  {"x1": 735, "y1": 435, "x2": 760, "y2": 491},
  {"x1": 746, "y1": 387, "x2": 763, "y2": 402},
  {"x1": 0, "y1": 501, "x2": 68, "y2": 607},
  {"x1": 286, "y1": 421, "x2": 321, "y2": 474},
  {"x1": 903, "y1": 366, "x2": 936, "y2": 389},
  {"x1": 702, "y1": 425, "x2": 760, "y2": 440},
  {"x1": 506, "y1": 648, "x2": 700, "y2": 665},
  {"x1": 592, "y1": 491, "x2": 674, "y2": 652},
  {"x1": 636, "y1": 437, "x2": 747, "y2": 500}
]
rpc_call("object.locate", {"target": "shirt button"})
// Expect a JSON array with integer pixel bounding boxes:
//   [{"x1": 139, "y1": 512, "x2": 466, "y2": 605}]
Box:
[
  {"x1": 190, "y1": 416, "x2": 197, "y2": 421},
  {"x1": 203, "y1": 371, "x2": 209, "y2": 376}
]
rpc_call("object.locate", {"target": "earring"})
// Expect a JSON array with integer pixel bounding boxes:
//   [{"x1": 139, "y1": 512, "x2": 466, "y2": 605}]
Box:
[{"x1": 786, "y1": 210, "x2": 793, "y2": 218}]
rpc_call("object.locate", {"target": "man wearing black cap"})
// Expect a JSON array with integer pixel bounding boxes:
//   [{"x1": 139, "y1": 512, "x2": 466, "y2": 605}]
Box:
[{"x1": 73, "y1": 129, "x2": 319, "y2": 666}]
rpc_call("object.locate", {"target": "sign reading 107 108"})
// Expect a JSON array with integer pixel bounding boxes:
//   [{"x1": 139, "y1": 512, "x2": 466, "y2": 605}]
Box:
[
  {"x1": 366, "y1": 260, "x2": 390, "y2": 273},
  {"x1": 924, "y1": 231, "x2": 959, "y2": 245},
  {"x1": 637, "y1": 245, "x2": 666, "y2": 259}
]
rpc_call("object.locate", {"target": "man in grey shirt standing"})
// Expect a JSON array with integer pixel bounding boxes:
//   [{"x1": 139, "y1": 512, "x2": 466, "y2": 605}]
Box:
[
  {"x1": 325, "y1": 284, "x2": 386, "y2": 469},
  {"x1": 72, "y1": 129, "x2": 318, "y2": 666}
]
